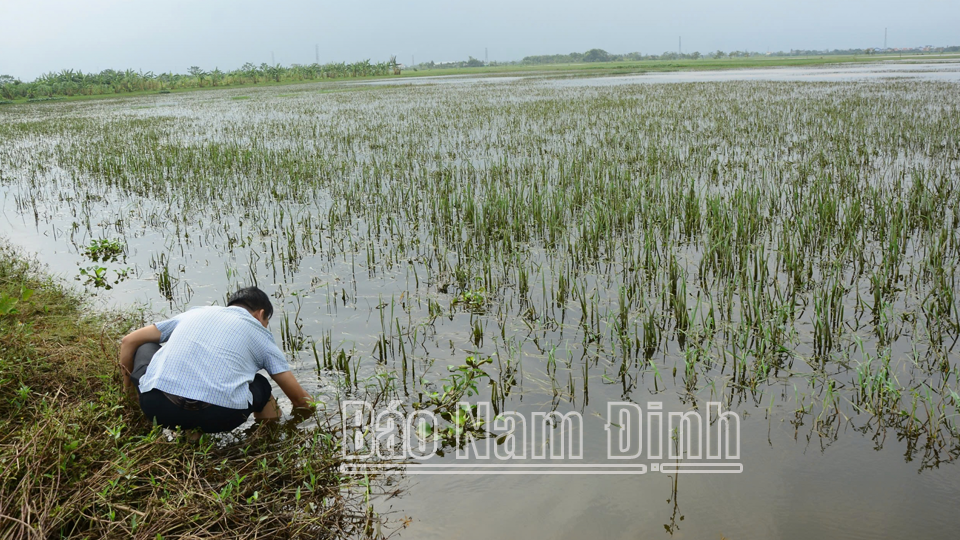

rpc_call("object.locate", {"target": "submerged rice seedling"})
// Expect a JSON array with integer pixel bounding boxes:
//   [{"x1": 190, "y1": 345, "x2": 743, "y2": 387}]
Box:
[{"x1": 1, "y1": 70, "x2": 959, "y2": 535}]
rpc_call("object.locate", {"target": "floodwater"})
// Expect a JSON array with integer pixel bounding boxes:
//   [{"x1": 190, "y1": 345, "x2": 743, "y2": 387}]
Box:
[
  {"x1": 357, "y1": 60, "x2": 960, "y2": 87},
  {"x1": 1, "y1": 60, "x2": 959, "y2": 539}
]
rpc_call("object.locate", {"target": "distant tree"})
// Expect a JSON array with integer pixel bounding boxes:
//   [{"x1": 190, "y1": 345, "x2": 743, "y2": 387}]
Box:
[
  {"x1": 582, "y1": 49, "x2": 611, "y2": 62},
  {"x1": 466, "y1": 56, "x2": 484, "y2": 67},
  {"x1": 188, "y1": 66, "x2": 207, "y2": 86},
  {"x1": 260, "y1": 63, "x2": 283, "y2": 82},
  {"x1": 0, "y1": 74, "x2": 18, "y2": 99},
  {"x1": 238, "y1": 62, "x2": 257, "y2": 83},
  {"x1": 712, "y1": 50, "x2": 726, "y2": 59}
]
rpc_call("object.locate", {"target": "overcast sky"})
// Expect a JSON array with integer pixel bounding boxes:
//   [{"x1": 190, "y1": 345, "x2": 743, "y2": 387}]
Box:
[{"x1": 2, "y1": 0, "x2": 957, "y2": 80}]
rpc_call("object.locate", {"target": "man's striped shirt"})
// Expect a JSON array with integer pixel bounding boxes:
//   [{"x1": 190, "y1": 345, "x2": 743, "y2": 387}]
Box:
[{"x1": 138, "y1": 306, "x2": 290, "y2": 409}]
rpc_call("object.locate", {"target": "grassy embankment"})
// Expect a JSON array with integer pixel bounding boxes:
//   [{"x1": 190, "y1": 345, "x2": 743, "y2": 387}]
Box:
[{"x1": 0, "y1": 244, "x2": 363, "y2": 539}]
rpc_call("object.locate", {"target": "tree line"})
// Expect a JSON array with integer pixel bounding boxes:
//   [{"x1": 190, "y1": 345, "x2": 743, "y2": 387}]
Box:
[
  {"x1": 0, "y1": 57, "x2": 401, "y2": 101},
  {"x1": 517, "y1": 45, "x2": 960, "y2": 65},
  {"x1": 518, "y1": 48, "x2": 757, "y2": 65}
]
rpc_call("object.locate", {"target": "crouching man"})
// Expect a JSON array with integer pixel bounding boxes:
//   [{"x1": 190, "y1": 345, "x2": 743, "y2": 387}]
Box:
[{"x1": 118, "y1": 286, "x2": 312, "y2": 433}]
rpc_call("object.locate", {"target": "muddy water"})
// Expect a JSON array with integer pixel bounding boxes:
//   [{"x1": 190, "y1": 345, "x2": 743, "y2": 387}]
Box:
[{"x1": 1, "y1": 62, "x2": 959, "y2": 539}]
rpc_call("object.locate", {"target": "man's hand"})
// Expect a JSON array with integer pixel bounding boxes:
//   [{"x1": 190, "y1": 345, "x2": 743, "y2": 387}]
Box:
[
  {"x1": 289, "y1": 405, "x2": 316, "y2": 425},
  {"x1": 270, "y1": 371, "x2": 314, "y2": 411},
  {"x1": 119, "y1": 325, "x2": 161, "y2": 402}
]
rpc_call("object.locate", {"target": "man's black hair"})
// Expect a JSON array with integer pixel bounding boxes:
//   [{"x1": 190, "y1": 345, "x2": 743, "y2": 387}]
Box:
[{"x1": 227, "y1": 286, "x2": 274, "y2": 320}]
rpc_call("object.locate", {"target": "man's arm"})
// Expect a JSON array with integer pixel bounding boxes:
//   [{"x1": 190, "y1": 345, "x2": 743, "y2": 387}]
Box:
[
  {"x1": 119, "y1": 325, "x2": 161, "y2": 400},
  {"x1": 270, "y1": 371, "x2": 313, "y2": 410}
]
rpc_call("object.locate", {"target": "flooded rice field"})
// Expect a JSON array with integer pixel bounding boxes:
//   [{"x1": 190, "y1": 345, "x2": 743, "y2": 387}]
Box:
[{"x1": 1, "y1": 63, "x2": 959, "y2": 538}]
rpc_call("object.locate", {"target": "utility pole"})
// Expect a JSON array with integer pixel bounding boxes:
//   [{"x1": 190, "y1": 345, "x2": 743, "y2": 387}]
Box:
[
  {"x1": 271, "y1": 52, "x2": 275, "y2": 65},
  {"x1": 485, "y1": 47, "x2": 488, "y2": 64},
  {"x1": 679, "y1": 36, "x2": 682, "y2": 54},
  {"x1": 411, "y1": 55, "x2": 415, "y2": 67},
  {"x1": 884, "y1": 28, "x2": 887, "y2": 50},
  {"x1": 316, "y1": 44, "x2": 319, "y2": 64}
]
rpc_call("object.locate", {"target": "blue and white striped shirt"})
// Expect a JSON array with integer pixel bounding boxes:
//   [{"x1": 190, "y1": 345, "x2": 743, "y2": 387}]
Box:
[{"x1": 138, "y1": 306, "x2": 290, "y2": 409}]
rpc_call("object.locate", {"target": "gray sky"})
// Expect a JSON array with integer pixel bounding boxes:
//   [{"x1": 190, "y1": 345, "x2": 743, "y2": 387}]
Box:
[{"x1": 2, "y1": 0, "x2": 958, "y2": 80}]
